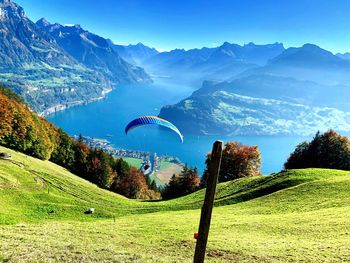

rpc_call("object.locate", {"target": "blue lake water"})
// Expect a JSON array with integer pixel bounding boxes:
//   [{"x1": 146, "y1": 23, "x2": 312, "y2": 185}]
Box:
[{"x1": 47, "y1": 82, "x2": 309, "y2": 175}]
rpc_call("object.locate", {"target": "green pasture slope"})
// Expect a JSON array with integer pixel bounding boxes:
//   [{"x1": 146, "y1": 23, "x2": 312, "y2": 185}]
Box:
[
  {"x1": 123, "y1": 157, "x2": 143, "y2": 169},
  {"x1": 1, "y1": 145, "x2": 350, "y2": 262}
]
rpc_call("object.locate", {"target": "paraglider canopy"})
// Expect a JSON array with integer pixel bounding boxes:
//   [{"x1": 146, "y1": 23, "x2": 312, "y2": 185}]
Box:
[{"x1": 125, "y1": 116, "x2": 184, "y2": 142}]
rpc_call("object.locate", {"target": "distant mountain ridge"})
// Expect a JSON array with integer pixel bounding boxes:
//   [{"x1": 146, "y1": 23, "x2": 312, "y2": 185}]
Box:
[
  {"x1": 207, "y1": 42, "x2": 285, "y2": 65},
  {"x1": 336, "y1": 52, "x2": 350, "y2": 60},
  {"x1": 109, "y1": 41, "x2": 159, "y2": 66},
  {"x1": 142, "y1": 42, "x2": 285, "y2": 84},
  {"x1": 239, "y1": 44, "x2": 350, "y2": 85}
]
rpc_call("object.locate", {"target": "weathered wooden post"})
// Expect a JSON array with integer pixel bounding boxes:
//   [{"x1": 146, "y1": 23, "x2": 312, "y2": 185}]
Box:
[{"x1": 194, "y1": 140, "x2": 223, "y2": 263}]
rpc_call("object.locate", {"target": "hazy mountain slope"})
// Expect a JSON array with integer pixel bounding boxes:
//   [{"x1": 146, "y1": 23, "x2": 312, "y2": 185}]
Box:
[
  {"x1": 0, "y1": 0, "x2": 110, "y2": 114},
  {"x1": 143, "y1": 42, "x2": 284, "y2": 84},
  {"x1": 336, "y1": 52, "x2": 350, "y2": 60},
  {"x1": 206, "y1": 42, "x2": 284, "y2": 66},
  {"x1": 240, "y1": 44, "x2": 350, "y2": 85},
  {"x1": 36, "y1": 18, "x2": 151, "y2": 85},
  {"x1": 109, "y1": 41, "x2": 159, "y2": 65}
]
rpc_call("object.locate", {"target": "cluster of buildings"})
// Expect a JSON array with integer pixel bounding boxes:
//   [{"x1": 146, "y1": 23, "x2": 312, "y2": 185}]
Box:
[{"x1": 73, "y1": 135, "x2": 182, "y2": 175}]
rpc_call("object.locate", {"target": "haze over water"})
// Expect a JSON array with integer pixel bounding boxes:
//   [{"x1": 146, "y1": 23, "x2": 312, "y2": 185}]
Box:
[{"x1": 47, "y1": 82, "x2": 308, "y2": 175}]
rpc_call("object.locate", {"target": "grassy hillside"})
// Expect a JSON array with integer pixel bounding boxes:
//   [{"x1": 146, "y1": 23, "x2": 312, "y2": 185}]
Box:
[{"x1": 1, "y1": 145, "x2": 350, "y2": 262}]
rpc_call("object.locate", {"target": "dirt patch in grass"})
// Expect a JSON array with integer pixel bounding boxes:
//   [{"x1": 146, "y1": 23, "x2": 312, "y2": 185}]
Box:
[
  {"x1": 155, "y1": 164, "x2": 183, "y2": 184},
  {"x1": 206, "y1": 248, "x2": 282, "y2": 263}
]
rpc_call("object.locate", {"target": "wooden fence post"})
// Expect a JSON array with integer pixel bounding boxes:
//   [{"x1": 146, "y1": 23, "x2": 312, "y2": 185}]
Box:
[{"x1": 194, "y1": 140, "x2": 223, "y2": 263}]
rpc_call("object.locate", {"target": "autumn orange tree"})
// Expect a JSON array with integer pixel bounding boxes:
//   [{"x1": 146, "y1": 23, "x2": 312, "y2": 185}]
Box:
[
  {"x1": 0, "y1": 86, "x2": 56, "y2": 159},
  {"x1": 201, "y1": 141, "x2": 261, "y2": 186},
  {"x1": 111, "y1": 167, "x2": 160, "y2": 199},
  {"x1": 285, "y1": 130, "x2": 350, "y2": 170}
]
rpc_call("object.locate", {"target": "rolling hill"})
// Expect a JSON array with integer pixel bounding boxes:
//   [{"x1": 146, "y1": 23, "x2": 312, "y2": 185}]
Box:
[{"x1": 1, "y1": 145, "x2": 350, "y2": 262}]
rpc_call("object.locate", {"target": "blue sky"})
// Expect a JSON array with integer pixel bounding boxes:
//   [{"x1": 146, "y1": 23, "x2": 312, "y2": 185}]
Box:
[{"x1": 16, "y1": 0, "x2": 350, "y2": 53}]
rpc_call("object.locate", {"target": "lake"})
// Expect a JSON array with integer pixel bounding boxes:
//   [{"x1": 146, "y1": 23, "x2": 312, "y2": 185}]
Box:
[{"x1": 47, "y1": 82, "x2": 308, "y2": 175}]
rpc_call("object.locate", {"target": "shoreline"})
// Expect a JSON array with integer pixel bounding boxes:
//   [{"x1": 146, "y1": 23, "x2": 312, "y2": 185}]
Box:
[{"x1": 39, "y1": 88, "x2": 113, "y2": 117}]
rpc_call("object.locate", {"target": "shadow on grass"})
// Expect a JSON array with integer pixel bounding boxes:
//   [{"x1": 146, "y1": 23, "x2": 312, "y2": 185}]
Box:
[{"x1": 214, "y1": 172, "x2": 312, "y2": 206}]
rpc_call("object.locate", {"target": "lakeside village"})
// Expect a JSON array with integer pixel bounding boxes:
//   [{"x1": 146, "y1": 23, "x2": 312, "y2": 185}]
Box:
[{"x1": 73, "y1": 135, "x2": 183, "y2": 176}]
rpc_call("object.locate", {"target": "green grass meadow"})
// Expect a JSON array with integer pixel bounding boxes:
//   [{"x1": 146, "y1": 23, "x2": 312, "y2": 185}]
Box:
[
  {"x1": 123, "y1": 157, "x2": 143, "y2": 169},
  {"x1": 1, "y1": 145, "x2": 350, "y2": 262}
]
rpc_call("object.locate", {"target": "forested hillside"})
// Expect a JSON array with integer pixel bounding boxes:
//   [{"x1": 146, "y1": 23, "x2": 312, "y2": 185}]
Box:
[{"x1": 0, "y1": 86, "x2": 159, "y2": 199}]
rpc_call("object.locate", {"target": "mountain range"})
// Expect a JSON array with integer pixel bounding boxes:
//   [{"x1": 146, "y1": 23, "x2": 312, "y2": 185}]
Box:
[
  {"x1": 36, "y1": 18, "x2": 151, "y2": 85},
  {"x1": 0, "y1": 0, "x2": 151, "y2": 114},
  {"x1": 142, "y1": 42, "x2": 285, "y2": 85}
]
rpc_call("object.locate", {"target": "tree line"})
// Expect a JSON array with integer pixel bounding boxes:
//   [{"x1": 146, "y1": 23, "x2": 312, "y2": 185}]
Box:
[{"x1": 163, "y1": 130, "x2": 350, "y2": 199}]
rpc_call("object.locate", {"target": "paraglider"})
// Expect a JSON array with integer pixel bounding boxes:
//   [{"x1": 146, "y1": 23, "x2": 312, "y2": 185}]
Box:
[{"x1": 125, "y1": 116, "x2": 184, "y2": 142}]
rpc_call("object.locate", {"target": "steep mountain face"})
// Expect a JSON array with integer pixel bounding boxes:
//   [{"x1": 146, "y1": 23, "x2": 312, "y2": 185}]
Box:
[
  {"x1": 109, "y1": 41, "x2": 159, "y2": 65},
  {"x1": 241, "y1": 44, "x2": 350, "y2": 85},
  {"x1": 0, "y1": 1, "x2": 70, "y2": 67},
  {"x1": 36, "y1": 18, "x2": 151, "y2": 85},
  {"x1": 0, "y1": 0, "x2": 110, "y2": 114},
  {"x1": 143, "y1": 42, "x2": 284, "y2": 84}
]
